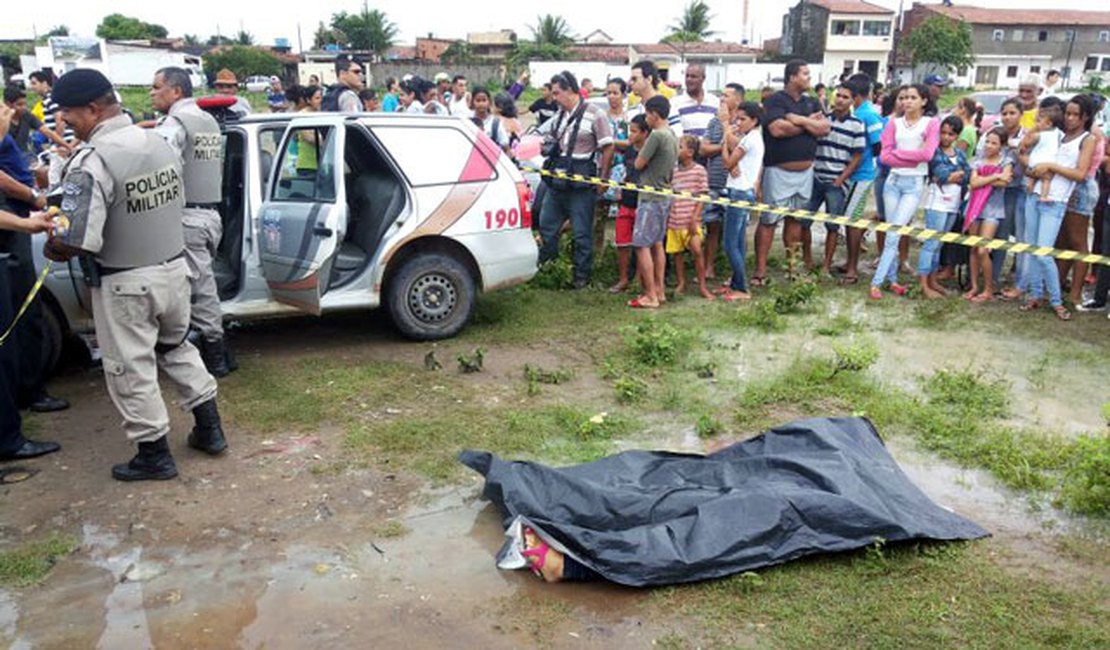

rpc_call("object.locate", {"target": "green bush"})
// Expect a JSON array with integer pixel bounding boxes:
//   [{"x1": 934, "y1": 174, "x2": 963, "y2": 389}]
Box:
[
  {"x1": 1058, "y1": 434, "x2": 1110, "y2": 516},
  {"x1": 625, "y1": 317, "x2": 689, "y2": 367},
  {"x1": 924, "y1": 369, "x2": 1010, "y2": 418}
]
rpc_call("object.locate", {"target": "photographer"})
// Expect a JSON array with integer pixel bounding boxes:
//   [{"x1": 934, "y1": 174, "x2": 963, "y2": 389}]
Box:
[{"x1": 536, "y1": 71, "x2": 614, "y2": 289}]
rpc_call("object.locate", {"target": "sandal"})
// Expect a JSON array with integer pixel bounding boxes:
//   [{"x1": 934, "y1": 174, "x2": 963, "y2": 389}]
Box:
[
  {"x1": 839, "y1": 275, "x2": 859, "y2": 286},
  {"x1": 970, "y1": 293, "x2": 992, "y2": 303},
  {"x1": 721, "y1": 290, "x2": 751, "y2": 302},
  {"x1": 1019, "y1": 300, "x2": 1041, "y2": 312},
  {"x1": 890, "y1": 283, "x2": 909, "y2": 297},
  {"x1": 0, "y1": 468, "x2": 36, "y2": 484},
  {"x1": 521, "y1": 527, "x2": 550, "y2": 578},
  {"x1": 750, "y1": 276, "x2": 768, "y2": 287},
  {"x1": 608, "y1": 283, "x2": 629, "y2": 294},
  {"x1": 869, "y1": 287, "x2": 883, "y2": 300},
  {"x1": 627, "y1": 297, "x2": 659, "y2": 309},
  {"x1": 1054, "y1": 305, "x2": 1072, "y2": 321},
  {"x1": 1001, "y1": 288, "x2": 1024, "y2": 301}
]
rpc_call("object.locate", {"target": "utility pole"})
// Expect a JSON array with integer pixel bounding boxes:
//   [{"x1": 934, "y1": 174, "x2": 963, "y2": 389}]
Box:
[{"x1": 1063, "y1": 25, "x2": 1077, "y2": 88}]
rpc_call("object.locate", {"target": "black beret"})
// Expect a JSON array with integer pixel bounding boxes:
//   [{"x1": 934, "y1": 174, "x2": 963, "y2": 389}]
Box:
[{"x1": 52, "y1": 69, "x2": 114, "y2": 107}]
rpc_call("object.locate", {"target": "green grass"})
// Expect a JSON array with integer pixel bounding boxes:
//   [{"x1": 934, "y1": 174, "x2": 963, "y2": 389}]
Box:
[
  {"x1": 0, "y1": 534, "x2": 78, "y2": 587},
  {"x1": 112, "y1": 87, "x2": 270, "y2": 118},
  {"x1": 648, "y1": 541, "x2": 1110, "y2": 649}
]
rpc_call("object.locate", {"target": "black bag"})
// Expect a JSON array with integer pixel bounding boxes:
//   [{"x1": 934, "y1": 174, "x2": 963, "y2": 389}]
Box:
[
  {"x1": 542, "y1": 101, "x2": 593, "y2": 192},
  {"x1": 320, "y1": 84, "x2": 352, "y2": 112}
]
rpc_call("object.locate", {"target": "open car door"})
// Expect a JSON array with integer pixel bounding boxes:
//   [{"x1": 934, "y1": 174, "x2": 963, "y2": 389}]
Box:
[{"x1": 258, "y1": 116, "x2": 348, "y2": 314}]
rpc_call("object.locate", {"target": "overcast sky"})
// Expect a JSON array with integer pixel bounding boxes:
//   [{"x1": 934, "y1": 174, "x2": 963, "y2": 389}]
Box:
[{"x1": 7, "y1": 0, "x2": 1108, "y2": 50}]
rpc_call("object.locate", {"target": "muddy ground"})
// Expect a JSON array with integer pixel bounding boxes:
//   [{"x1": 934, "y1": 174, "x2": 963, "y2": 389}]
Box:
[{"x1": 1, "y1": 296, "x2": 1107, "y2": 649}]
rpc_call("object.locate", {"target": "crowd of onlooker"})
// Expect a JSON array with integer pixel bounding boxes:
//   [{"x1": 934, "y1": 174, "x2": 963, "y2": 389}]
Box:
[{"x1": 522, "y1": 60, "x2": 1110, "y2": 321}]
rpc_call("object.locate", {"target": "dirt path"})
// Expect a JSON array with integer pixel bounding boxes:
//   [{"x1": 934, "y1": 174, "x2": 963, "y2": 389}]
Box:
[{"x1": 1, "y1": 313, "x2": 1104, "y2": 648}]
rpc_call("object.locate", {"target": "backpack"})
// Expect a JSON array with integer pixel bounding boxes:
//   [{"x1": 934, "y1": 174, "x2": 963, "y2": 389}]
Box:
[{"x1": 321, "y1": 84, "x2": 353, "y2": 112}]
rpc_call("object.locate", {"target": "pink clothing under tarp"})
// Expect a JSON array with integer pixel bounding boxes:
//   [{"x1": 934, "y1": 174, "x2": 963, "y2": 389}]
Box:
[{"x1": 962, "y1": 164, "x2": 1002, "y2": 232}]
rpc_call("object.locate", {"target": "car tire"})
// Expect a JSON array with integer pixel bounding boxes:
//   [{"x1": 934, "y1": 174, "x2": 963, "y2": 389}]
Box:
[
  {"x1": 40, "y1": 302, "x2": 64, "y2": 376},
  {"x1": 387, "y1": 252, "x2": 475, "y2": 341}
]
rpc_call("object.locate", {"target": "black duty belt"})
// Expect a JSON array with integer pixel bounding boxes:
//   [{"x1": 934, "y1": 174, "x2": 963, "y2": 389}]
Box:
[
  {"x1": 98, "y1": 251, "x2": 185, "y2": 277},
  {"x1": 185, "y1": 202, "x2": 219, "y2": 209}
]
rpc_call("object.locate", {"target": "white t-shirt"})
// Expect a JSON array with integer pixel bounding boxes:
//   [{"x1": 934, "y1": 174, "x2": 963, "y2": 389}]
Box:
[
  {"x1": 1046, "y1": 131, "x2": 1087, "y2": 203},
  {"x1": 725, "y1": 129, "x2": 764, "y2": 192},
  {"x1": 1027, "y1": 127, "x2": 1061, "y2": 167},
  {"x1": 668, "y1": 92, "x2": 721, "y2": 138},
  {"x1": 890, "y1": 115, "x2": 933, "y2": 177},
  {"x1": 448, "y1": 94, "x2": 473, "y2": 118},
  {"x1": 925, "y1": 167, "x2": 964, "y2": 213},
  {"x1": 406, "y1": 101, "x2": 425, "y2": 114}
]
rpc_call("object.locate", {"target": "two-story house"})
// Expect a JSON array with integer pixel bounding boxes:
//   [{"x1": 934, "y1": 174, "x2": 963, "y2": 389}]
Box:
[
  {"x1": 897, "y1": 3, "x2": 1110, "y2": 89},
  {"x1": 781, "y1": 0, "x2": 896, "y2": 84}
]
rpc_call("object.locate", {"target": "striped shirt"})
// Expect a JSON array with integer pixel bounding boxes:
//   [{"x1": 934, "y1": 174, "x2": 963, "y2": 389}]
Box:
[
  {"x1": 814, "y1": 110, "x2": 865, "y2": 183},
  {"x1": 41, "y1": 92, "x2": 75, "y2": 142},
  {"x1": 668, "y1": 93, "x2": 721, "y2": 138},
  {"x1": 667, "y1": 163, "x2": 709, "y2": 229},
  {"x1": 539, "y1": 100, "x2": 614, "y2": 160},
  {"x1": 703, "y1": 116, "x2": 728, "y2": 189}
]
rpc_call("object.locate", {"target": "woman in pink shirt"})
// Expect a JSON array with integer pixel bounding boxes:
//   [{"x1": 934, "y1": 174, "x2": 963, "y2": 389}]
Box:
[{"x1": 871, "y1": 84, "x2": 940, "y2": 299}]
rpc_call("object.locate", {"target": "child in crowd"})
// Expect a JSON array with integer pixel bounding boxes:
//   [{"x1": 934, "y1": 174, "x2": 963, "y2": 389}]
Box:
[
  {"x1": 964, "y1": 128, "x2": 1013, "y2": 302},
  {"x1": 1022, "y1": 105, "x2": 1063, "y2": 202},
  {"x1": 666, "y1": 136, "x2": 715, "y2": 300},
  {"x1": 719, "y1": 101, "x2": 764, "y2": 301},
  {"x1": 917, "y1": 115, "x2": 970, "y2": 299},
  {"x1": 470, "y1": 86, "x2": 510, "y2": 152},
  {"x1": 628, "y1": 95, "x2": 677, "y2": 309},
  {"x1": 610, "y1": 114, "x2": 650, "y2": 293}
]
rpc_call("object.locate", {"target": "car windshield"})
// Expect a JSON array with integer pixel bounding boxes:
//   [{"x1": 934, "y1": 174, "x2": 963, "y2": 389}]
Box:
[{"x1": 975, "y1": 94, "x2": 1008, "y2": 114}]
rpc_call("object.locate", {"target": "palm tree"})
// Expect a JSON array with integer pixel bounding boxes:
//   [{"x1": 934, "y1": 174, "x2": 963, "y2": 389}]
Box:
[
  {"x1": 183, "y1": 34, "x2": 201, "y2": 47},
  {"x1": 235, "y1": 30, "x2": 254, "y2": 46},
  {"x1": 665, "y1": 0, "x2": 717, "y2": 43},
  {"x1": 530, "y1": 14, "x2": 575, "y2": 47}
]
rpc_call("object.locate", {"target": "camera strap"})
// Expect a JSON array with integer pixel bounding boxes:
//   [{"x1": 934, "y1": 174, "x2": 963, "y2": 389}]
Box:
[{"x1": 554, "y1": 100, "x2": 589, "y2": 160}]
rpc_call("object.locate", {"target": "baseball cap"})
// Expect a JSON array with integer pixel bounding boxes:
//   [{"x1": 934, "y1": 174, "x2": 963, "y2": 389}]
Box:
[
  {"x1": 434, "y1": 72, "x2": 450, "y2": 83},
  {"x1": 923, "y1": 74, "x2": 949, "y2": 87}
]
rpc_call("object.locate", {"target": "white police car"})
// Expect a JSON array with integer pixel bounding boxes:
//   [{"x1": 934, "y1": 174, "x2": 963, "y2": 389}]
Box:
[{"x1": 34, "y1": 106, "x2": 538, "y2": 367}]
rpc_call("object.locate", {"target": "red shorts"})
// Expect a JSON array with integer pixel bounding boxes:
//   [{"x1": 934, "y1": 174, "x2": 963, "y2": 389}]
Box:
[{"x1": 615, "y1": 205, "x2": 636, "y2": 247}]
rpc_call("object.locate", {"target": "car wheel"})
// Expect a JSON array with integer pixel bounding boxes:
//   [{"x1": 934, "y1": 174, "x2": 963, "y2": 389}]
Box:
[
  {"x1": 387, "y1": 252, "x2": 475, "y2": 341},
  {"x1": 40, "y1": 302, "x2": 64, "y2": 376}
]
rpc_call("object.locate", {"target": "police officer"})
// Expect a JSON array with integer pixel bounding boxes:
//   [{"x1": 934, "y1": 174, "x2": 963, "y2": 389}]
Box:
[
  {"x1": 150, "y1": 66, "x2": 235, "y2": 377},
  {"x1": 42, "y1": 69, "x2": 229, "y2": 481}
]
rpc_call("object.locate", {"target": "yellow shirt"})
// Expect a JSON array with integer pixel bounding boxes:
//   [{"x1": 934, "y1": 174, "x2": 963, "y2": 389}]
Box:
[
  {"x1": 1020, "y1": 108, "x2": 1037, "y2": 131},
  {"x1": 628, "y1": 83, "x2": 677, "y2": 108}
]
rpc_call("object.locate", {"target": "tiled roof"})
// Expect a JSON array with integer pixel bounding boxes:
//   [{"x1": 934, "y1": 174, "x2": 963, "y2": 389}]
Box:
[
  {"x1": 922, "y1": 4, "x2": 1110, "y2": 26},
  {"x1": 568, "y1": 44, "x2": 629, "y2": 63},
  {"x1": 633, "y1": 42, "x2": 760, "y2": 55},
  {"x1": 809, "y1": 0, "x2": 895, "y2": 15}
]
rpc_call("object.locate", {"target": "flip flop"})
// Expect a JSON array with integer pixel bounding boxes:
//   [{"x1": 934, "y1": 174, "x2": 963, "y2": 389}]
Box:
[
  {"x1": 1054, "y1": 305, "x2": 1072, "y2": 321},
  {"x1": 1019, "y1": 300, "x2": 1041, "y2": 312},
  {"x1": 521, "y1": 527, "x2": 551, "y2": 578},
  {"x1": 721, "y1": 291, "x2": 750, "y2": 302},
  {"x1": 608, "y1": 284, "x2": 628, "y2": 294},
  {"x1": 0, "y1": 468, "x2": 37, "y2": 484},
  {"x1": 627, "y1": 297, "x2": 659, "y2": 309},
  {"x1": 839, "y1": 275, "x2": 859, "y2": 285}
]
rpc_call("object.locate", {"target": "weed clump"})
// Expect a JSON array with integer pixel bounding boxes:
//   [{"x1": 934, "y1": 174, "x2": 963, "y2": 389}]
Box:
[
  {"x1": 523, "y1": 364, "x2": 573, "y2": 395},
  {"x1": 1058, "y1": 434, "x2": 1110, "y2": 516},
  {"x1": 771, "y1": 279, "x2": 819, "y2": 314},
  {"x1": 614, "y1": 374, "x2": 648, "y2": 403},
  {"x1": 695, "y1": 413, "x2": 722, "y2": 438},
  {"x1": 625, "y1": 317, "x2": 690, "y2": 367},
  {"x1": 924, "y1": 368, "x2": 1009, "y2": 418},
  {"x1": 735, "y1": 301, "x2": 785, "y2": 331},
  {"x1": 831, "y1": 340, "x2": 879, "y2": 375}
]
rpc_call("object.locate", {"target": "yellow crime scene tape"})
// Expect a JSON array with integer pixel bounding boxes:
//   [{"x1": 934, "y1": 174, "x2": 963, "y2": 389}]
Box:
[
  {"x1": 0, "y1": 261, "x2": 53, "y2": 347},
  {"x1": 521, "y1": 165, "x2": 1110, "y2": 268}
]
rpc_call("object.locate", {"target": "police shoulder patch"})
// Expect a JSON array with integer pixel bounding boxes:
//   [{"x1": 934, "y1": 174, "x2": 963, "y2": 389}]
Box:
[{"x1": 60, "y1": 169, "x2": 95, "y2": 246}]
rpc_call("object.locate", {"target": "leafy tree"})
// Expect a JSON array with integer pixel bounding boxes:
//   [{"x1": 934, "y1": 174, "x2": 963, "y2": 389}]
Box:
[
  {"x1": 441, "y1": 41, "x2": 477, "y2": 66},
  {"x1": 235, "y1": 30, "x2": 254, "y2": 46},
  {"x1": 34, "y1": 25, "x2": 70, "y2": 45},
  {"x1": 313, "y1": 21, "x2": 343, "y2": 49},
  {"x1": 203, "y1": 46, "x2": 282, "y2": 81},
  {"x1": 664, "y1": 1, "x2": 717, "y2": 43},
  {"x1": 96, "y1": 13, "x2": 168, "y2": 40},
  {"x1": 207, "y1": 34, "x2": 235, "y2": 47},
  {"x1": 530, "y1": 15, "x2": 575, "y2": 47},
  {"x1": 903, "y1": 16, "x2": 974, "y2": 75},
  {"x1": 182, "y1": 34, "x2": 201, "y2": 47},
  {"x1": 330, "y1": 3, "x2": 398, "y2": 60}
]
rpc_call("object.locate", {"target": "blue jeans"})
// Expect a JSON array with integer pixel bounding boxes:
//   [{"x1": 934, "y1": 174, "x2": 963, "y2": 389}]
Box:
[
  {"x1": 992, "y1": 186, "x2": 1026, "y2": 287},
  {"x1": 723, "y1": 188, "x2": 754, "y2": 292},
  {"x1": 874, "y1": 174, "x2": 923, "y2": 288},
  {"x1": 1022, "y1": 194, "x2": 1067, "y2": 306},
  {"x1": 806, "y1": 178, "x2": 848, "y2": 232},
  {"x1": 917, "y1": 209, "x2": 957, "y2": 276},
  {"x1": 538, "y1": 186, "x2": 598, "y2": 284}
]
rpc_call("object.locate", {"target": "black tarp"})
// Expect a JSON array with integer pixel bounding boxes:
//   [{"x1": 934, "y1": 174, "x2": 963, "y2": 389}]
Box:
[{"x1": 460, "y1": 417, "x2": 989, "y2": 587}]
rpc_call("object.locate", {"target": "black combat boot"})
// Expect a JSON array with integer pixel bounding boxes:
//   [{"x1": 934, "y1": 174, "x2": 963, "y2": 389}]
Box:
[
  {"x1": 187, "y1": 399, "x2": 227, "y2": 455},
  {"x1": 111, "y1": 437, "x2": 178, "y2": 481},
  {"x1": 200, "y1": 336, "x2": 231, "y2": 378},
  {"x1": 222, "y1": 337, "x2": 239, "y2": 374}
]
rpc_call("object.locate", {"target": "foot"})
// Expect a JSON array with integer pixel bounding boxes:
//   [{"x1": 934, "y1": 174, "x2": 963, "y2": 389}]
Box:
[
  {"x1": 1053, "y1": 305, "x2": 1072, "y2": 321},
  {"x1": 869, "y1": 287, "x2": 883, "y2": 300},
  {"x1": 922, "y1": 287, "x2": 945, "y2": 300},
  {"x1": 750, "y1": 276, "x2": 767, "y2": 287},
  {"x1": 721, "y1": 290, "x2": 751, "y2": 302},
  {"x1": 0, "y1": 440, "x2": 61, "y2": 461},
  {"x1": 962, "y1": 288, "x2": 980, "y2": 300},
  {"x1": 970, "y1": 292, "x2": 993, "y2": 303},
  {"x1": 1076, "y1": 299, "x2": 1107, "y2": 312},
  {"x1": 699, "y1": 286, "x2": 716, "y2": 301},
  {"x1": 28, "y1": 393, "x2": 69, "y2": 413},
  {"x1": 1001, "y1": 288, "x2": 1024, "y2": 301},
  {"x1": 1019, "y1": 300, "x2": 1042, "y2": 312},
  {"x1": 522, "y1": 527, "x2": 564, "y2": 582},
  {"x1": 628, "y1": 296, "x2": 659, "y2": 309},
  {"x1": 839, "y1": 275, "x2": 859, "y2": 285},
  {"x1": 111, "y1": 438, "x2": 177, "y2": 482},
  {"x1": 608, "y1": 282, "x2": 629, "y2": 294},
  {"x1": 674, "y1": 282, "x2": 687, "y2": 295},
  {"x1": 890, "y1": 283, "x2": 909, "y2": 296}
]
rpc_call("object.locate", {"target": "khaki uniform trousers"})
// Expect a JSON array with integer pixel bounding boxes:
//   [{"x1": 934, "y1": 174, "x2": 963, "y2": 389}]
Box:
[
  {"x1": 182, "y1": 207, "x2": 224, "y2": 338},
  {"x1": 90, "y1": 257, "x2": 217, "y2": 443}
]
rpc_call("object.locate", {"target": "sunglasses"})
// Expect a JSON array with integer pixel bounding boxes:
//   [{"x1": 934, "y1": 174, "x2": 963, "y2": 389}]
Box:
[{"x1": 348, "y1": 68, "x2": 363, "y2": 75}]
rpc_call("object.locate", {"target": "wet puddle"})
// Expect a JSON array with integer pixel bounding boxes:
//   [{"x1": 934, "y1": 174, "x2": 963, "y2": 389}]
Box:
[{"x1": 3, "y1": 487, "x2": 667, "y2": 649}]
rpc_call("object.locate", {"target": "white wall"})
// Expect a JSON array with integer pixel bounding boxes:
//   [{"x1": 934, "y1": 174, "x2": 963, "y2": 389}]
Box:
[
  {"x1": 723, "y1": 62, "x2": 825, "y2": 91},
  {"x1": 821, "y1": 52, "x2": 888, "y2": 85}
]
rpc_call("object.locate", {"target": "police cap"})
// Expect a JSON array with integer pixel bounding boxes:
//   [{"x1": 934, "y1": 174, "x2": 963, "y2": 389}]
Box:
[{"x1": 52, "y1": 69, "x2": 114, "y2": 107}]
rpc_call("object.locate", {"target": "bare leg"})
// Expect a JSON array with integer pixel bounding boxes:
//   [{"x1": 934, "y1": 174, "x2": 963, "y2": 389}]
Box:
[
  {"x1": 633, "y1": 246, "x2": 659, "y2": 307},
  {"x1": 610, "y1": 247, "x2": 631, "y2": 292},
  {"x1": 674, "y1": 251, "x2": 687, "y2": 295},
  {"x1": 652, "y1": 243, "x2": 667, "y2": 303},
  {"x1": 783, "y1": 218, "x2": 803, "y2": 277},
  {"x1": 690, "y1": 238, "x2": 714, "y2": 300},
  {"x1": 704, "y1": 221, "x2": 721, "y2": 280},
  {"x1": 823, "y1": 230, "x2": 839, "y2": 274},
  {"x1": 844, "y1": 225, "x2": 863, "y2": 281},
  {"x1": 754, "y1": 222, "x2": 776, "y2": 283}
]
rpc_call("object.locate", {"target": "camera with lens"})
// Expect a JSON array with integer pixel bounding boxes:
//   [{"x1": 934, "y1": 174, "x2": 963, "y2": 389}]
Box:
[{"x1": 541, "y1": 136, "x2": 560, "y2": 159}]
